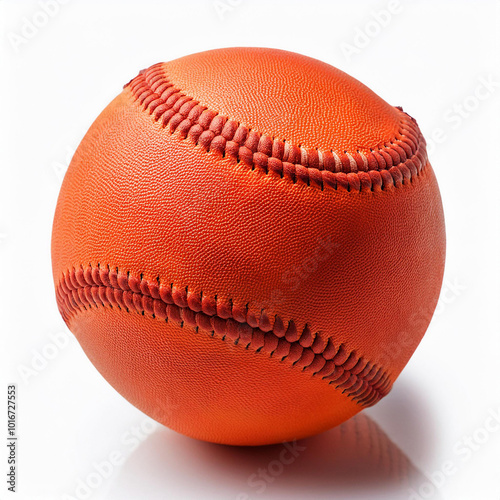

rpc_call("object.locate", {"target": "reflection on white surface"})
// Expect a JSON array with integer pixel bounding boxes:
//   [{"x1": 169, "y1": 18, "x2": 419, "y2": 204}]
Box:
[{"x1": 105, "y1": 381, "x2": 443, "y2": 500}]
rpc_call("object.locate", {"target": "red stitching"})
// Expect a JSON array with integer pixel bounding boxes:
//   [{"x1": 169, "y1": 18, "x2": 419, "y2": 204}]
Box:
[
  {"x1": 57, "y1": 264, "x2": 393, "y2": 407},
  {"x1": 124, "y1": 63, "x2": 428, "y2": 192}
]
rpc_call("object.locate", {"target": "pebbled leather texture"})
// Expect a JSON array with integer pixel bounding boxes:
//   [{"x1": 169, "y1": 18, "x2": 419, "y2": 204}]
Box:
[{"x1": 52, "y1": 47, "x2": 446, "y2": 446}]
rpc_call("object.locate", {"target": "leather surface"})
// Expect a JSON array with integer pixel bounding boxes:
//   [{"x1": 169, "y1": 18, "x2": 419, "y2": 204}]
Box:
[
  {"x1": 52, "y1": 47, "x2": 446, "y2": 445},
  {"x1": 72, "y1": 307, "x2": 361, "y2": 445},
  {"x1": 162, "y1": 47, "x2": 401, "y2": 151}
]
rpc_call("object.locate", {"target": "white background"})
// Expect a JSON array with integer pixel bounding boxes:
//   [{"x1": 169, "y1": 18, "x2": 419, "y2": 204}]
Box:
[{"x1": 1, "y1": 1, "x2": 499, "y2": 499}]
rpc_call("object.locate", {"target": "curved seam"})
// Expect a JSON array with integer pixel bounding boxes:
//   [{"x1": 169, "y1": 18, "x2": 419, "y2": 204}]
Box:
[
  {"x1": 56, "y1": 263, "x2": 393, "y2": 407},
  {"x1": 124, "y1": 63, "x2": 429, "y2": 192}
]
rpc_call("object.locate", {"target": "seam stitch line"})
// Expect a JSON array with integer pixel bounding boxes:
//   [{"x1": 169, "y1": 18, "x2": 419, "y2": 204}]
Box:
[
  {"x1": 124, "y1": 63, "x2": 428, "y2": 192},
  {"x1": 56, "y1": 264, "x2": 393, "y2": 407}
]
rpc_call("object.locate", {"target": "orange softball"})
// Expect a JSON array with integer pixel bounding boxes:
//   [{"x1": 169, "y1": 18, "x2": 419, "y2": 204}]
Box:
[{"x1": 52, "y1": 47, "x2": 445, "y2": 446}]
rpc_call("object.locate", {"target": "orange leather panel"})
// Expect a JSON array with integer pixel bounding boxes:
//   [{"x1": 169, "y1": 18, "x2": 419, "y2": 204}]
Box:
[
  {"x1": 52, "y1": 48, "x2": 445, "y2": 445},
  {"x1": 72, "y1": 307, "x2": 361, "y2": 446},
  {"x1": 162, "y1": 47, "x2": 401, "y2": 151}
]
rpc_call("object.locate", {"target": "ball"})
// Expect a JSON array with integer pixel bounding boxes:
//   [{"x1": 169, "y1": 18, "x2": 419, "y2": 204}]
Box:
[{"x1": 52, "y1": 47, "x2": 445, "y2": 446}]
